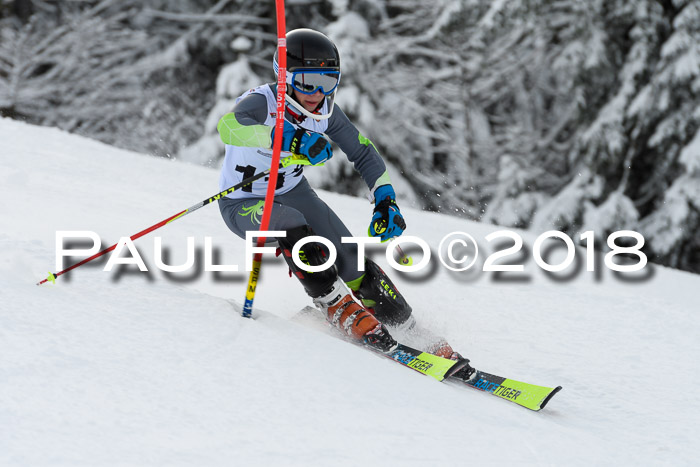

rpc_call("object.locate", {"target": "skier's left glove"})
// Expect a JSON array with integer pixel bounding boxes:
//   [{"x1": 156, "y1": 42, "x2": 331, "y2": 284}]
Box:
[
  {"x1": 272, "y1": 120, "x2": 332, "y2": 165},
  {"x1": 369, "y1": 184, "x2": 406, "y2": 242}
]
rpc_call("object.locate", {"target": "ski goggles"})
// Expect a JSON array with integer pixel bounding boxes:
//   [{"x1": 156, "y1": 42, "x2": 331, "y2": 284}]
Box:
[{"x1": 288, "y1": 69, "x2": 340, "y2": 96}]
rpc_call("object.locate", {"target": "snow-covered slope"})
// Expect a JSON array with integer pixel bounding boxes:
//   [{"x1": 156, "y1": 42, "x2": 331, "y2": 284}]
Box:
[{"x1": 1, "y1": 118, "x2": 698, "y2": 466}]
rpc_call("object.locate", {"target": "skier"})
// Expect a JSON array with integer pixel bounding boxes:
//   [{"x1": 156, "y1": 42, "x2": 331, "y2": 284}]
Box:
[{"x1": 216, "y1": 28, "x2": 461, "y2": 359}]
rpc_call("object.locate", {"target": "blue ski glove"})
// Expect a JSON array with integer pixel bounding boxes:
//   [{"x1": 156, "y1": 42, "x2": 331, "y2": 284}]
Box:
[
  {"x1": 272, "y1": 120, "x2": 332, "y2": 165},
  {"x1": 369, "y1": 185, "x2": 406, "y2": 242}
]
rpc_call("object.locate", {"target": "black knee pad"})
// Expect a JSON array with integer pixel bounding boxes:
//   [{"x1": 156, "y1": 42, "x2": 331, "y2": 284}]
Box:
[
  {"x1": 277, "y1": 225, "x2": 338, "y2": 298},
  {"x1": 356, "y1": 258, "x2": 413, "y2": 326}
]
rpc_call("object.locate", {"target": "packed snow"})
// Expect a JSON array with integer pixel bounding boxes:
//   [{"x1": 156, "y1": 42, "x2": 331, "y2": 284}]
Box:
[{"x1": 1, "y1": 118, "x2": 698, "y2": 466}]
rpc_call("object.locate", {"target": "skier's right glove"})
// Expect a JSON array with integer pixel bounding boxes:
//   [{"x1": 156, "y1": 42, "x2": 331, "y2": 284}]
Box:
[
  {"x1": 272, "y1": 120, "x2": 332, "y2": 165},
  {"x1": 369, "y1": 184, "x2": 406, "y2": 242}
]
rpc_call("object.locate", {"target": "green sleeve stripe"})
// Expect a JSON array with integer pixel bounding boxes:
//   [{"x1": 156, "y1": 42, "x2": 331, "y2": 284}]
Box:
[
  {"x1": 372, "y1": 171, "x2": 392, "y2": 191},
  {"x1": 358, "y1": 132, "x2": 379, "y2": 152},
  {"x1": 217, "y1": 113, "x2": 273, "y2": 148},
  {"x1": 369, "y1": 171, "x2": 393, "y2": 199}
]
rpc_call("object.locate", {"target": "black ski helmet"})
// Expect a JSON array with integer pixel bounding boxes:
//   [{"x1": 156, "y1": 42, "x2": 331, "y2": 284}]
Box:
[{"x1": 273, "y1": 28, "x2": 341, "y2": 120}]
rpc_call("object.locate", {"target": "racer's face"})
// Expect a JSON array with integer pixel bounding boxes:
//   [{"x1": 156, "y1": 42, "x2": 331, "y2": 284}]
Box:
[{"x1": 293, "y1": 89, "x2": 324, "y2": 112}]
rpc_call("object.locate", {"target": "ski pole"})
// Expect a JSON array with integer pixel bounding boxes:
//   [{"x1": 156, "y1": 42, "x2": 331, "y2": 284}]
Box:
[
  {"x1": 395, "y1": 244, "x2": 414, "y2": 266},
  {"x1": 387, "y1": 235, "x2": 413, "y2": 266},
  {"x1": 37, "y1": 153, "x2": 310, "y2": 286},
  {"x1": 240, "y1": 0, "x2": 287, "y2": 318}
]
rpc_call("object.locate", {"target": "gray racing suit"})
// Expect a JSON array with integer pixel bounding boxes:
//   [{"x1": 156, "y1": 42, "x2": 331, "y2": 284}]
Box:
[{"x1": 217, "y1": 83, "x2": 391, "y2": 283}]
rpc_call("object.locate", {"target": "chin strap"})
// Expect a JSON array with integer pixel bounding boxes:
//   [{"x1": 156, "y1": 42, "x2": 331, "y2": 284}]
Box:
[
  {"x1": 284, "y1": 100, "x2": 306, "y2": 123},
  {"x1": 284, "y1": 93, "x2": 333, "y2": 121}
]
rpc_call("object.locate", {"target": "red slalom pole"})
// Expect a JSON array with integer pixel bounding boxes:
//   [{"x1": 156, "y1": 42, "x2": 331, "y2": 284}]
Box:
[{"x1": 241, "y1": 0, "x2": 286, "y2": 318}]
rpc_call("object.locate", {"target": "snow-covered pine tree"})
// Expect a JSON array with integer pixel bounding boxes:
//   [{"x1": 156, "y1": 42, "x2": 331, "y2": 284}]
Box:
[
  {"x1": 541, "y1": 0, "x2": 700, "y2": 271},
  {"x1": 635, "y1": 1, "x2": 700, "y2": 272},
  {"x1": 0, "y1": 0, "x2": 272, "y2": 158}
]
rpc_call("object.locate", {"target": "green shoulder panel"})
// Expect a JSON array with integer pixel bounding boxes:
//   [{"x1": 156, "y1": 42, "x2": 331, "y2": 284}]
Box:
[{"x1": 217, "y1": 113, "x2": 273, "y2": 148}]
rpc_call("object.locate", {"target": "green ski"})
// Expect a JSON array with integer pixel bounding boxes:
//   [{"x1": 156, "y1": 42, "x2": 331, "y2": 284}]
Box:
[
  {"x1": 368, "y1": 343, "x2": 470, "y2": 382},
  {"x1": 449, "y1": 368, "x2": 562, "y2": 411}
]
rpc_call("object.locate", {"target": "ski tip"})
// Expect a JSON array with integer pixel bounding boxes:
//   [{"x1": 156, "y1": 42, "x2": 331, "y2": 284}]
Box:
[{"x1": 539, "y1": 385, "x2": 563, "y2": 410}]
